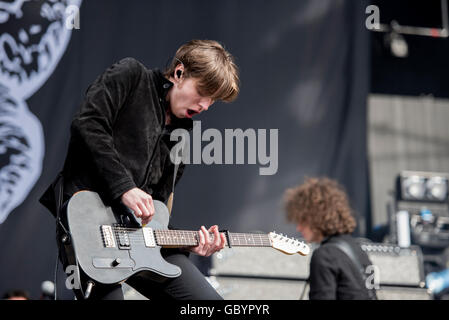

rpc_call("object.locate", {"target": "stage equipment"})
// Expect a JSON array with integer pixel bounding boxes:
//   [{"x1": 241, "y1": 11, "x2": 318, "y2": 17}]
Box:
[
  {"x1": 210, "y1": 241, "x2": 429, "y2": 300},
  {"x1": 391, "y1": 171, "x2": 449, "y2": 249},
  {"x1": 372, "y1": 0, "x2": 448, "y2": 38}
]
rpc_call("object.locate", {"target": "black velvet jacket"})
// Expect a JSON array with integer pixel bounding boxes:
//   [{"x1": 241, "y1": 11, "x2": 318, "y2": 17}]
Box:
[{"x1": 40, "y1": 57, "x2": 192, "y2": 216}]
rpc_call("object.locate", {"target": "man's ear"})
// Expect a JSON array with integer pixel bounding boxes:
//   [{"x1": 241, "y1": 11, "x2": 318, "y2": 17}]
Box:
[{"x1": 174, "y1": 64, "x2": 185, "y2": 81}]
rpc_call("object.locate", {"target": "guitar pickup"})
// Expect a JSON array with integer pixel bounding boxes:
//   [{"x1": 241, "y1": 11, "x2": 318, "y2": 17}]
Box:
[
  {"x1": 100, "y1": 225, "x2": 116, "y2": 248},
  {"x1": 114, "y1": 224, "x2": 131, "y2": 249},
  {"x1": 142, "y1": 227, "x2": 156, "y2": 247}
]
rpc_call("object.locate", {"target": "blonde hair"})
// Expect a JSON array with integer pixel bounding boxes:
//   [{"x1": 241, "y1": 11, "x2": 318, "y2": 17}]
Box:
[
  {"x1": 165, "y1": 39, "x2": 240, "y2": 102},
  {"x1": 284, "y1": 177, "x2": 356, "y2": 237}
]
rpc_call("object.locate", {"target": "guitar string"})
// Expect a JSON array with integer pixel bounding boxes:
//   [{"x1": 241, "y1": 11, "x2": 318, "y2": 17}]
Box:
[
  {"x1": 112, "y1": 231, "x2": 272, "y2": 239},
  {"x1": 110, "y1": 228, "x2": 273, "y2": 240},
  {"x1": 112, "y1": 230, "x2": 274, "y2": 243},
  {"x1": 111, "y1": 230, "x2": 272, "y2": 243},
  {"x1": 108, "y1": 228, "x2": 282, "y2": 246},
  {"x1": 103, "y1": 224, "x2": 302, "y2": 244},
  {"x1": 111, "y1": 226, "x2": 274, "y2": 238},
  {"x1": 112, "y1": 230, "x2": 274, "y2": 241},
  {"x1": 109, "y1": 230, "x2": 273, "y2": 246}
]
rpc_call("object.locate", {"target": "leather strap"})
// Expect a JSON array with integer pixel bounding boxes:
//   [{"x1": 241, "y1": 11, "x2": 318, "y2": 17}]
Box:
[
  {"x1": 327, "y1": 239, "x2": 377, "y2": 300},
  {"x1": 167, "y1": 136, "x2": 185, "y2": 216}
]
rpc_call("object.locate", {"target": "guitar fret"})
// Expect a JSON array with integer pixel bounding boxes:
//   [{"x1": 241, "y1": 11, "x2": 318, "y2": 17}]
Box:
[
  {"x1": 154, "y1": 230, "x2": 271, "y2": 247},
  {"x1": 228, "y1": 232, "x2": 271, "y2": 247}
]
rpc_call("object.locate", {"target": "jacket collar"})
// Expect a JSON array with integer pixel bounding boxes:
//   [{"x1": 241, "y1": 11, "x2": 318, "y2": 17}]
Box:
[{"x1": 152, "y1": 69, "x2": 193, "y2": 132}]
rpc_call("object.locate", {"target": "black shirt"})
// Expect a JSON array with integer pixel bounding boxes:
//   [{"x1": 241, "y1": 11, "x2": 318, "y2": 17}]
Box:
[{"x1": 308, "y1": 234, "x2": 375, "y2": 300}]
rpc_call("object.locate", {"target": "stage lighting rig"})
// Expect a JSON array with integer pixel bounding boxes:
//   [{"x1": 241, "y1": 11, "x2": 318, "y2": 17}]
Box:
[
  {"x1": 398, "y1": 171, "x2": 448, "y2": 203},
  {"x1": 390, "y1": 171, "x2": 449, "y2": 249},
  {"x1": 372, "y1": 0, "x2": 448, "y2": 58},
  {"x1": 373, "y1": 0, "x2": 449, "y2": 39}
]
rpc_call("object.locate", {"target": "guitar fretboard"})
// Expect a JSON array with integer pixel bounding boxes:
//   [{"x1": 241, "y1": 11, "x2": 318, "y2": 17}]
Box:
[{"x1": 153, "y1": 230, "x2": 271, "y2": 247}]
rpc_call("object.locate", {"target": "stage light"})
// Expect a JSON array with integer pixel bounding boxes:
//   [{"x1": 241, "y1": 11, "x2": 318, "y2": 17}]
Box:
[
  {"x1": 426, "y1": 176, "x2": 448, "y2": 201},
  {"x1": 389, "y1": 31, "x2": 409, "y2": 58},
  {"x1": 402, "y1": 175, "x2": 426, "y2": 200},
  {"x1": 398, "y1": 171, "x2": 449, "y2": 203}
]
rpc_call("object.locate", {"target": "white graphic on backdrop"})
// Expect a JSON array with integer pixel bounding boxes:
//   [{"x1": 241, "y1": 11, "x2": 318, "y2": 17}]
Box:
[{"x1": 0, "y1": 0, "x2": 82, "y2": 224}]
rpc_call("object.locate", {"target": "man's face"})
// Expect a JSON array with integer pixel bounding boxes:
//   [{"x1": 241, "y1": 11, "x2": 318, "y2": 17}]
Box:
[
  {"x1": 296, "y1": 223, "x2": 321, "y2": 243},
  {"x1": 167, "y1": 76, "x2": 214, "y2": 119}
]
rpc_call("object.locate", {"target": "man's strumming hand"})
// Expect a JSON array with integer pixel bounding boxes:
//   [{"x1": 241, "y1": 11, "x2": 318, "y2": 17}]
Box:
[{"x1": 121, "y1": 188, "x2": 155, "y2": 225}]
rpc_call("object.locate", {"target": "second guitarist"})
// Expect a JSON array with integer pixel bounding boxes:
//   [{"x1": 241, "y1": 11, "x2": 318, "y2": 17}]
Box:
[{"x1": 39, "y1": 40, "x2": 240, "y2": 300}]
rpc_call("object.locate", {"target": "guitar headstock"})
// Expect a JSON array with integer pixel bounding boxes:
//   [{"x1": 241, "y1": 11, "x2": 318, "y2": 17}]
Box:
[{"x1": 269, "y1": 232, "x2": 310, "y2": 256}]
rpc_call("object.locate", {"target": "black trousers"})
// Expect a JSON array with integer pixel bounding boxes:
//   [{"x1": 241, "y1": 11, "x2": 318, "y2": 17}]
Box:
[
  {"x1": 56, "y1": 207, "x2": 222, "y2": 300},
  {"x1": 73, "y1": 249, "x2": 222, "y2": 300}
]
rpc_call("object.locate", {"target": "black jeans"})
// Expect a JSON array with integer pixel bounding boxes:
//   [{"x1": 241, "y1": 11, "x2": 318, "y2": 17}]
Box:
[
  {"x1": 56, "y1": 205, "x2": 222, "y2": 300},
  {"x1": 73, "y1": 249, "x2": 223, "y2": 300}
]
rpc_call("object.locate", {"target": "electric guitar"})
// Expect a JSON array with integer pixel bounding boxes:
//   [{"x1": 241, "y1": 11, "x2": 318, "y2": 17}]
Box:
[{"x1": 65, "y1": 190, "x2": 310, "y2": 285}]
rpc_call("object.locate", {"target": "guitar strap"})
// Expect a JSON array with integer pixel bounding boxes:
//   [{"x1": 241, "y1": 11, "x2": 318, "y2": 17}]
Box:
[
  {"x1": 53, "y1": 173, "x2": 86, "y2": 300},
  {"x1": 326, "y1": 239, "x2": 378, "y2": 300},
  {"x1": 166, "y1": 162, "x2": 178, "y2": 217},
  {"x1": 167, "y1": 136, "x2": 186, "y2": 216}
]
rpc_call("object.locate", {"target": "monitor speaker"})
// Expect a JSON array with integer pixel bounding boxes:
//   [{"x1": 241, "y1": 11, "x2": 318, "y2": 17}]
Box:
[
  {"x1": 209, "y1": 241, "x2": 429, "y2": 300},
  {"x1": 209, "y1": 246, "x2": 311, "y2": 280},
  {"x1": 209, "y1": 276, "x2": 308, "y2": 300}
]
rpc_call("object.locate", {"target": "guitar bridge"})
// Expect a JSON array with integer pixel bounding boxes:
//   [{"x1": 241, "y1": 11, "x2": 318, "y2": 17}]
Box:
[
  {"x1": 100, "y1": 225, "x2": 116, "y2": 248},
  {"x1": 142, "y1": 227, "x2": 156, "y2": 247}
]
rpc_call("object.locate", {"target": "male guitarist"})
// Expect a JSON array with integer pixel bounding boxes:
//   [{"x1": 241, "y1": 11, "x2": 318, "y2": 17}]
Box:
[{"x1": 40, "y1": 40, "x2": 240, "y2": 300}]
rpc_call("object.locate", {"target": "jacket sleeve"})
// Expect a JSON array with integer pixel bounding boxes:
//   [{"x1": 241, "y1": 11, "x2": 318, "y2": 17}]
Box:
[
  {"x1": 308, "y1": 247, "x2": 339, "y2": 300},
  {"x1": 70, "y1": 57, "x2": 144, "y2": 200}
]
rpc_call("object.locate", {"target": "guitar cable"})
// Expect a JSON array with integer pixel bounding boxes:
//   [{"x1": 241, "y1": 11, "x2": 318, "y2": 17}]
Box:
[
  {"x1": 54, "y1": 239, "x2": 59, "y2": 300},
  {"x1": 54, "y1": 216, "x2": 69, "y2": 300},
  {"x1": 299, "y1": 279, "x2": 310, "y2": 300},
  {"x1": 54, "y1": 218, "x2": 90, "y2": 300}
]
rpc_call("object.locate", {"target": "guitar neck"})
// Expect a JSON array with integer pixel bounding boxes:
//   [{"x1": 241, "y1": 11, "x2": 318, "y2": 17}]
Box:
[{"x1": 154, "y1": 230, "x2": 272, "y2": 248}]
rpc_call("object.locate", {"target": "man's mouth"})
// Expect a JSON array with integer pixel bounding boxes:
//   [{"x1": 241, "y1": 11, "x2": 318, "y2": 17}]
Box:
[{"x1": 186, "y1": 109, "x2": 199, "y2": 118}]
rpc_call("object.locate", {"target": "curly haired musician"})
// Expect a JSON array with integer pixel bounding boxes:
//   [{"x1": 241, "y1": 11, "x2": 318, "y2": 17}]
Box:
[
  {"x1": 284, "y1": 177, "x2": 377, "y2": 300},
  {"x1": 40, "y1": 40, "x2": 239, "y2": 300}
]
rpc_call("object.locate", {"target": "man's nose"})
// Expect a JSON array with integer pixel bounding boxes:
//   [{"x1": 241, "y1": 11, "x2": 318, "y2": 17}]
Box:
[{"x1": 199, "y1": 99, "x2": 213, "y2": 112}]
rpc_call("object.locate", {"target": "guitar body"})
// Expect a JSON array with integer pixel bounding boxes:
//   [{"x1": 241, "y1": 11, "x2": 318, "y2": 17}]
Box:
[{"x1": 66, "y1": 191, "x2": 181, "y2": 284}]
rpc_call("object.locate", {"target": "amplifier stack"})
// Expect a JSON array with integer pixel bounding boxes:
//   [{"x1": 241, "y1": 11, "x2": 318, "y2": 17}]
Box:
[{"x1": 209, "y1": 240, "x2": 432, "y2": 300}]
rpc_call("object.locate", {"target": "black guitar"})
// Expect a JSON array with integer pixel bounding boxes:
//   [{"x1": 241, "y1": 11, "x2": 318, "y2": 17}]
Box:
[{"x1": 65, "y1": 190, "x2": 310, "y2": 285}]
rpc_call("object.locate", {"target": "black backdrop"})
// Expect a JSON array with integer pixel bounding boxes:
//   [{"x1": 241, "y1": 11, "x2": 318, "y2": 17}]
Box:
[{"x1": 0, "y1": 0, "x2": 370, "y2": 299}]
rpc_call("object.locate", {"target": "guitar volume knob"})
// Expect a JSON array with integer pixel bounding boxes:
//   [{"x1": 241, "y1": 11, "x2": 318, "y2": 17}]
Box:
[{"x1": 112, "y1": 258, "x2": 121, "y2": 267}]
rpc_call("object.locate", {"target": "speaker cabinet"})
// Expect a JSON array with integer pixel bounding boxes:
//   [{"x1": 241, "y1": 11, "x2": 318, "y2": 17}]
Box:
[
  {"x1": 210, "y1": 242, "x2": 430, "y2": 300},
  {"x1": 210, "y1": 276, "x2": 309, "y2": 300},
  {"x1": 376, "y1": 287, "x2": 431, "y2": 300}
]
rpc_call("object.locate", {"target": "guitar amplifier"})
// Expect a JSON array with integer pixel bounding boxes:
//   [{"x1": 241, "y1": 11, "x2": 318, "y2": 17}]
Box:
[
  {"x1": 375, "y1": 287, "x2": 431, "y2": 300},
  {"x1": 209, "y1": 246, "x2": 311, "y2": 280},
  {"x1": 210, "y1": 276, "x2": 308, "y2": 300},
  {"x1": 210, "y1": 276, "x2": 431, "y2": 300},
  {"x1": 359, "y1": 242, "x2": 426, "y2": 287},
  {"x1": 210, "y1": 243, "x2": 425, "y2": 285}
]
